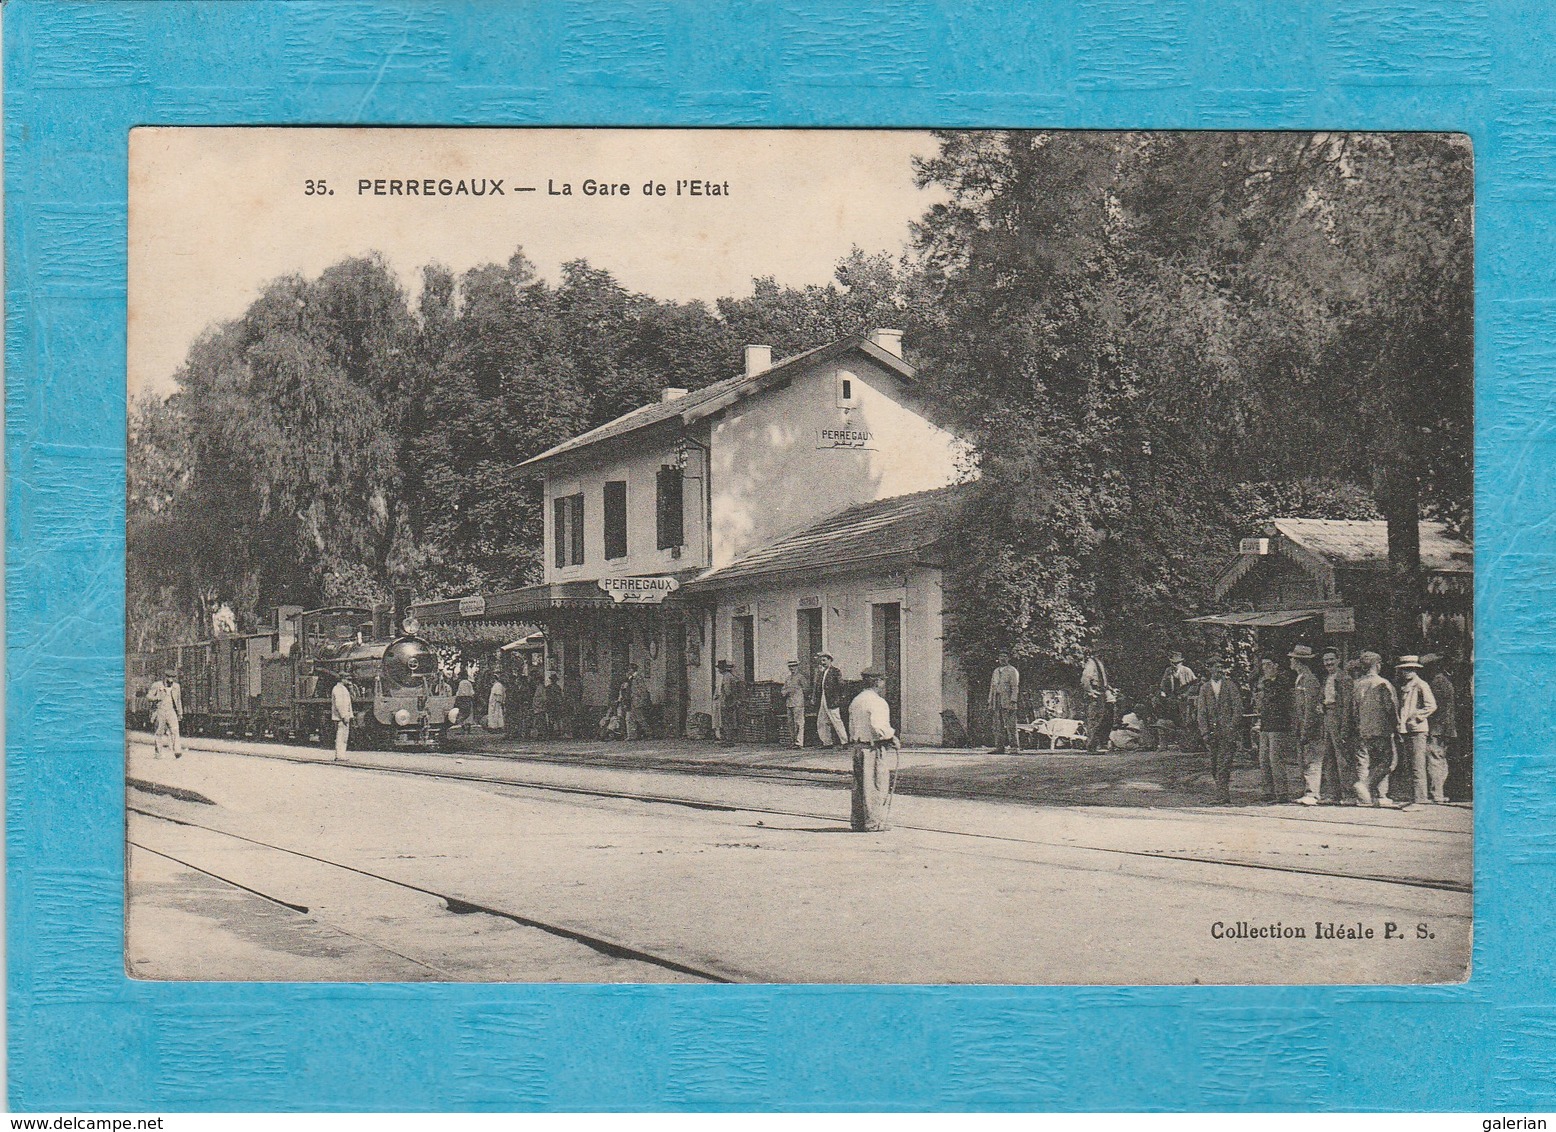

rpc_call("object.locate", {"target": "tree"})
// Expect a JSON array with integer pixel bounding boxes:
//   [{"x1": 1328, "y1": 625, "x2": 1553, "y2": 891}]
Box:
[{"x1": 909, "y1": 130, "x2": 1471, "y2": 683}]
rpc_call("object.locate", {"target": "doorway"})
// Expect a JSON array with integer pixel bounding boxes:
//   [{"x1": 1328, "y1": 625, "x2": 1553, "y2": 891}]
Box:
[
  {"x1": 731, "y1": 614, "x2": 756, "y2": 684},
  {"x1": 796, "y1": 607, "x2": 823, "y2": 669},
  {"x1": 871, "y1": 601, "x2": 902, "y2": 727}
]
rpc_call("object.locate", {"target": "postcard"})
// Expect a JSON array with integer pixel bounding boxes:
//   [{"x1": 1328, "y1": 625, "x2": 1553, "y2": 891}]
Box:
[{"x1": 124, "y1": 127, "x2": 1473, "y2": 986}]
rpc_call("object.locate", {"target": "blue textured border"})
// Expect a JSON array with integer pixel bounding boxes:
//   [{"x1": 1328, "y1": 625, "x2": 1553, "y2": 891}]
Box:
[{"x1": 6, "y1": 0, "x2": 1550, "y2": 1112}]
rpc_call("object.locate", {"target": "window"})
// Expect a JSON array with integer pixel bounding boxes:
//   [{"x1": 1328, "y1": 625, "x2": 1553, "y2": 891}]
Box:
[
  {"x1": 553, "y1": 493, "x2": 585, "y2": 567},
  {"x1": 604, "y1": 480, "x2": 628, "y2": 560},
  {"x1": 837, "y1": 369, "x2": 859, "y2": 407},
  {"x1": 656, "y1": 465, "x2": 684, "y2": 549}
]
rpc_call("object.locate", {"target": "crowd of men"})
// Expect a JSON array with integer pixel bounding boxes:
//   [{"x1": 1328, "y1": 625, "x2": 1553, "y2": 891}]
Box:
[{"x1": 1062, "y1": 644, "x2": 1461, "y2": 808}]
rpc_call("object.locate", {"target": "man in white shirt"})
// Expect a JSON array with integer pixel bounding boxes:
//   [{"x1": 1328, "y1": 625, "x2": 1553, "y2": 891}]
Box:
[
  {"x1": 331, "y1": 674, "x2": 355, "y2": 761},
  {"x1": 848, "y1": 669, "x2": 902, "y2": 832},
  {"x1": 148, "y1": 668, "x2": 184, "y2": 759}
]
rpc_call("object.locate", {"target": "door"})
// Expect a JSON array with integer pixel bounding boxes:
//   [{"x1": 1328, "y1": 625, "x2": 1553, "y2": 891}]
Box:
[
  {"x1": 796, "y1": 607, "x2": 823, "y2": 670},
  {"x1": 731, "y1": 615, "x2": 755, "y2": 685},
  {"x1": 871, "y1": 602, "x2": 902, "y2": 729}
]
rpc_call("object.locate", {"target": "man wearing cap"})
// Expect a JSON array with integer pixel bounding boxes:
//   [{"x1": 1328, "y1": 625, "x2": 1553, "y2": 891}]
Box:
[
  {"x1": 1395, "y1": 655, "x2": 1438, "y2": 805},
  {"x1": 987, "y1": 651, "x2": 1021, "y2": 754},
  {"x1": 1255, "y1": 657, "x2": 1297, "y2": 803},
  {"x1": 1424, "y1": 654, "x2": 1458, "y2": 803},
  {"x1": 1196, "y1": 657, "x2": 1244, "y2": 804},
  {"x1": 147, "y1": 668, "x2": 183, "y2": 759},
  {"x1": 1159, "y1": 650, "x2": 1198, "y2": 749},
  {"x1": 848, "y1": 669, "x2": 902, "y2": 832},
  {"x1": 1290, "y1": 645, "x2": 1325, "y2": 805},
  {"x1": 1318, "y1": 648, "x2": 1355, "y2": 804},
  {"x1": 782, "y1": 659, "x2": 810, "y2": 748},
  {"x1": 713, "y1": 660, "x2": 735, "y2": 741},
  {"x1": 1350, "y1": 651, "x2": 1401, "y2": 807},
  {"x1": 812, "y1": 651, "x2": 847, "y2": 750}
]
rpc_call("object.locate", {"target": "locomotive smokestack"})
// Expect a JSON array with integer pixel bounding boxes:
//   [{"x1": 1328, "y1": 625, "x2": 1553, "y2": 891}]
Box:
[{"x1": 393, "y1": 586, "x2": 413, "y2": 635}]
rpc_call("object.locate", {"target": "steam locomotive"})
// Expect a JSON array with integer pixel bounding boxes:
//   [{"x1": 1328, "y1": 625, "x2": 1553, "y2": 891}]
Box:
[{"x1": 128, "y1": 605, "x2": 458, "y2": 750}]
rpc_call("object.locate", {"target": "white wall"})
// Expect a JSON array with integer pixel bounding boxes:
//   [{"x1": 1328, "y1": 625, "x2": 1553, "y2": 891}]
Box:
[
  {"x1": 702, "y1": 565, "x2": 951, "y2": 745},
  {"x1": 542, "y1": 435, "x2": 710, "y2": 585},
  {"x1": 708, "y1": 358, "x2": 965, "y2": 569}
]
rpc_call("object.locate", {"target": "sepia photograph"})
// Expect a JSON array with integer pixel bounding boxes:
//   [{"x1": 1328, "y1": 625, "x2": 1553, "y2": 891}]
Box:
[{"x1": 125, "y1": 127, "x2": 1472, "y2": 985}]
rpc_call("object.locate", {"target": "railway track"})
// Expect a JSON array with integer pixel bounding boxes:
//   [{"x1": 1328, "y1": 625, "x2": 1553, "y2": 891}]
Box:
[
  {"x1": 129, "y1": 805, "x2": 736, "y2": 983},
  {"x1": 131, "y1": 737, "x2": 1473, "y2": 903}
]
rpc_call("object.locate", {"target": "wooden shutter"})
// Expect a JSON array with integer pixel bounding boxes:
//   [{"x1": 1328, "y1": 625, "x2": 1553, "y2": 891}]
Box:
[
  {"x1": 553, "y1": 497, "x2": 567, "y2": 568},
  {"x1": 656, "y1": 466, "x2": 683, "y2": 549},
  {"x1": 570, "y1": 495, "x2": 585, "y2": 565}
]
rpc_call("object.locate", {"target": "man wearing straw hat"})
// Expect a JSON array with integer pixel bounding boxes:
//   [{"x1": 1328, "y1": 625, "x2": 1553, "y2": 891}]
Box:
[
  {"x1": 1395, "y1": 655, "x2": 1438, "y2": 805},
  {"x1": 848, "y1": 668, "x2": 902, "y2": 832}
]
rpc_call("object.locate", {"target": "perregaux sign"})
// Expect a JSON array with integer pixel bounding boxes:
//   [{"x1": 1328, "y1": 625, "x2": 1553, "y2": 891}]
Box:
[
  {"x1": 598, "y1": 575, "x2": 681, "y2": 604},
  {"x1": 816, "y1": 426, "x2": 875, "y2": 451},
  {"x1": 458, "y1": 595, "x2": 486, "y2": 618}
]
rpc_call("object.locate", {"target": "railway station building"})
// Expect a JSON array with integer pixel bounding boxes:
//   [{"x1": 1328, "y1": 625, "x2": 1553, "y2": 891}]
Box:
[{"x1": 411, "y1": 329, "x2": 976, "y2": 745}]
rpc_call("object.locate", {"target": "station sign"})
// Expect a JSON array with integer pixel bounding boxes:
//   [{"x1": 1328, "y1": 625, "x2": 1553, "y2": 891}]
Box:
[
  {"x1": 598, "y1": 575, "x2": 680, "y2": 604},
  {"x1": 816, "y1": 426, "x2": 875, "y2": 450},
  {"x1": 458, "y1": 595, "x2": 486, "y2": 618},
  {"x1": 1323, "y1": 607, "x2": 1356, "y2": 634}
]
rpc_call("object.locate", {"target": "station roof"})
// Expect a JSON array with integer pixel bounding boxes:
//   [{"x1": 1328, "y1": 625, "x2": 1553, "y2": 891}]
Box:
[
  {"x1": 518, "y1": 334, "x2": 915, "y2": 471},
  {"x1": 682, "y1": 483, "x2": 971, "y2": 592},
  {"x1": 1212, "y1": 517, "x2": 1472, "y2": 604},
  {"x1": 1267, "y1": 518, "x2": 1471, "y2": 574}
]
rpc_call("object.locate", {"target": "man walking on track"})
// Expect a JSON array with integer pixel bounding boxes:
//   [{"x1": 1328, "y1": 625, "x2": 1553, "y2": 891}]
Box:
[
  {"x1": 148, "y1": 668, "x2": 183, "y2": 759},
  {"x1": 849, "y1": 669, "x2": 902, "y2": 832},
  {"x1": 987, "y1": 651, "x2": 1021, "y2": 754},
  {"x1": 813, "y1": 651, "x2": 847, "y2": 750},
  {"x1": 1195, "y1": 656, "x2": 1243, "y2": 804},
  {"x1": 331, "y1": 673, "x2": 355, "y2": 761}
]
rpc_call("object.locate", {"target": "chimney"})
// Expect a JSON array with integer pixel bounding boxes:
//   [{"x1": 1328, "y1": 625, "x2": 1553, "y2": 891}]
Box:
[
  {"x1": 868, "y1": 328, "x2": 903, "y2": 358},
  {"x1": 661, "y1": 387, "x2": 689, "y2": 402},
  {"x1": 744, "y1": 344, "x2": 772, "y2": 378}
]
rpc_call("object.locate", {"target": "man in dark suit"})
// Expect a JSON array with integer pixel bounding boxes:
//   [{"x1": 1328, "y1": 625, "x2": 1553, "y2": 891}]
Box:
[
  {"x1": 1318, "y1": 647, "x2": 1356, "y2": 804},
  {"x1": 812, "y1": 651, "x2": 847, "y2": 749},
  {"x1": 1196, "y1": 656, "x2": 1245, "y2": 804}
]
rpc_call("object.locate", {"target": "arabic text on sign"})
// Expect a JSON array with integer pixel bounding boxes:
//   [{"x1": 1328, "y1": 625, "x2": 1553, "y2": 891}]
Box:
[{"x1": 458, "y1": 596, "x2": 486, "y2": 618}]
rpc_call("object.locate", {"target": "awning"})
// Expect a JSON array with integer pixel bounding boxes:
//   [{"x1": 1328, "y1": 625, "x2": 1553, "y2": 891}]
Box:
[
  {"x1": 1187, "y1": 609, "x2": 1322, "y2": 628},
  {"x1": 411, "y1": 576, "x2": 698, "y2": 628},
  {"x1": 501, "y1": 632, "x2": 545, "y2": 652}
]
